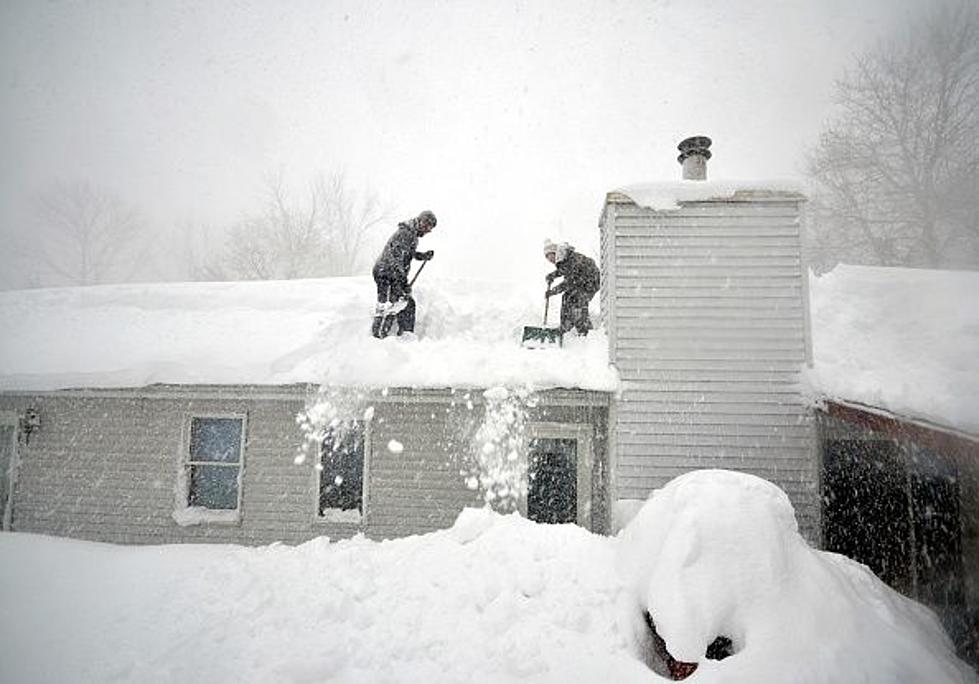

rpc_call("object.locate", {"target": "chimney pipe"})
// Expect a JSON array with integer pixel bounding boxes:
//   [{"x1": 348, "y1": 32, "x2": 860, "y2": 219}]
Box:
[{"x1": 677, "y1": 136, "x2": 712, "y2": 181}]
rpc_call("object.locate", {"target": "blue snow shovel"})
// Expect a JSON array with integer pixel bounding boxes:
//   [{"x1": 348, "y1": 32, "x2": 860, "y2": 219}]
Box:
[{"x1": 521, "y1": 290, "x2": 563, "y2": 348}]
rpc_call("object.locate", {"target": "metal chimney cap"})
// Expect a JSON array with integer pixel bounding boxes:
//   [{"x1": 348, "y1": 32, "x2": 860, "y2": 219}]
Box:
[{"x1": 677, "y1": 136, "x2": 712, "y2": 163}]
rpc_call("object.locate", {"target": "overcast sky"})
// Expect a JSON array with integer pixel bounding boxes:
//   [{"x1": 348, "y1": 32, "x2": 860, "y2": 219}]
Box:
[{"x1": 0, "y1": 0, "x2": 935, "y2": 287}]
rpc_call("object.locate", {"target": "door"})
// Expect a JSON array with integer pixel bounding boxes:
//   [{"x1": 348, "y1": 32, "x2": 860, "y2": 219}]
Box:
[
  {"x1": 527, "y1": 438, "x2": 577, "y2": 524},
  {"x1": 522, "y1": 423, "x2": 593, "y2": 528}
]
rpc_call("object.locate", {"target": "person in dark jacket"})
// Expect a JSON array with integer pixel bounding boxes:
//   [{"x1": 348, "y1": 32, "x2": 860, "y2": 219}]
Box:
[
  {"x1": 371, "y1": 210, "x2": 436, "y2": 338},
  {"x1": 544, "y1": 239, "x2": 600, "y2": 335}
]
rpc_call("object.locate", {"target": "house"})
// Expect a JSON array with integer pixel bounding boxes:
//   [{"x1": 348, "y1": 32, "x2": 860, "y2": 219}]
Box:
[
  {"x1": 807, "y1": 264, "x2": 979, "y2": 659},
  {"x1": 0, "y1": 278, "x2": 618, "y2": 544},
  {"x1": 1, "y1": 137, "x2": 976, "y2": 660}
]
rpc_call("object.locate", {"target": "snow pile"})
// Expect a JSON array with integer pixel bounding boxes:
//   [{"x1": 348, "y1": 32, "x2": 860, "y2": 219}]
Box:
[
  {"x1": 617, "y1": 470, "x2": 975, "y2": 682},
  {"x1": 615, "y1": 179, "x2": 805, "y2": 211},
  {"x1": 808, "y1": 264, "x2": 979, "y2": 435},
  {"x1": 0, "y1": 276, "x2": 618, "y2": 392},
  {"x1": 0, "y1": 510, "x2": 643, "y2": 683},
  {"x1": 1, "y1": 470, "x2": 973, "y2": 683}
]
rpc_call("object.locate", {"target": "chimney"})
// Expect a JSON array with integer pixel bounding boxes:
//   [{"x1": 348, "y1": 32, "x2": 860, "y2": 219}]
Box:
[{"x1": 677, "y1": 136, "x2": 712, "y2": 180}]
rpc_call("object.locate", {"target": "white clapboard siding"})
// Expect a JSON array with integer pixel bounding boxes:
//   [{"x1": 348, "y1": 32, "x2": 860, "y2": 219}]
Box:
[{"x1": 601, "y1": 193, "x2": 819, "y2": 541}]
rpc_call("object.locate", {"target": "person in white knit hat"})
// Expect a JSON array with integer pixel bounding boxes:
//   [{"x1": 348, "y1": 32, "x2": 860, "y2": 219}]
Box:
[{"x1": 542, "y1": 239, "x2": 600, "y2": 335}]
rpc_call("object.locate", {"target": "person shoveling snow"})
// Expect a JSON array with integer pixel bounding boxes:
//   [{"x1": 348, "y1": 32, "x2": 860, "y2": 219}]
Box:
[
  {"x1": 543, "y1": 239, "x2": 601, "y2": 336},
  {"x1": 371, "y1": 210, "x2": 437, "y2": 339}
]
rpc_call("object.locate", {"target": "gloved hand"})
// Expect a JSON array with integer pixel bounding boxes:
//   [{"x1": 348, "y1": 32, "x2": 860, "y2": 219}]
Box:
[
  {"x1": 419, "y1": 250, "x2": 434, "y2": 261},
  {"x1": 545, "y1": 288, "x2": 556, "y2": 298},
  {"x1": 545, "y1": 272, "x2": 556, "y2": 284}
]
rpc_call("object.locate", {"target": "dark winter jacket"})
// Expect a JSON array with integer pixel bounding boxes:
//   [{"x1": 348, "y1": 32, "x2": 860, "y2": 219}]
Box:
[
  {"x1": 549, "y1": 250, "x2": 600, "y2": 298},
  {"x1": 373, "y1": 218, "x2": 428, "y2": 282}
]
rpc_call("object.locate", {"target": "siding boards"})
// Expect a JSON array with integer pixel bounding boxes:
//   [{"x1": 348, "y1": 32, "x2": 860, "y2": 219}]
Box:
[
  {"x1": 0, "y1": 388, "x2": 608, "y2": 545},
  {"x1": 603, "y1": 196, "x2": 819, "y2": 541}
]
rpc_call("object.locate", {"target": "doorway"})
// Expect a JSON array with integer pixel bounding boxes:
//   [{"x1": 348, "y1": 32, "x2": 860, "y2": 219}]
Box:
[{"x1": 522, "y1": 423, "x2": 592, "y2": 528}]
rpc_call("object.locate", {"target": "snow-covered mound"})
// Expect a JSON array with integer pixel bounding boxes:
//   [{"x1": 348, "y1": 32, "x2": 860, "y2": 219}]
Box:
[
  {"x1": 0, "y1": 276, "x2": 618, "y2": 392},
  {"x1": 1, "y1": 470, "x2": 973, "y2": 683},
  {"x1": 808, "y1": 264, "x2": 979, "y2": 435},
  {"x1": 618, "y1": 470, "x2": 975, "y2": 682}
]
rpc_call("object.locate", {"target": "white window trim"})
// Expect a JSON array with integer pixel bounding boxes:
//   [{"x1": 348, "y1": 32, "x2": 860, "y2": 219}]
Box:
[
  {"x1": 522, "y1": 422, "x2": 594, "y2": 529},
  {"x1": 0, "y1": 411, "x2": 19, "y2": 532},
  {"x1": 313, "y1": 416, "x2": 372, "y2": 525},
  {"x1": 173, "y1": 412, "x2": 247, "y2": 526}
]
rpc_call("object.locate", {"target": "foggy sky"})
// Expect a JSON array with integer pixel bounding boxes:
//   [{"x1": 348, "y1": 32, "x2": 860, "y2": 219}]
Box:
[{"x1": 0, "y1": 0, "x2": 934, "y2": 287}]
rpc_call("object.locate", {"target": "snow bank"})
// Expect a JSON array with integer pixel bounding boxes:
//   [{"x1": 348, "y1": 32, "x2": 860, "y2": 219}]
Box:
[
  {"x1": 0, "y1": 276, "x2": 618, "y2": 392},
  {"x1": 0, "y1": 513, "x2": 644, "y2": 684},
  {"x1": 808, "y1": 264, "x2": 979, "y2": 435},
  {"x1": 617, "y1": 470, "x2": 975, "y2": 683},
  {"x1": 615, "y1": 179, "x2": 805, "y2": 211},
  {"x1": 1, "y1": 470, "x2": 973, "y2": 683}
]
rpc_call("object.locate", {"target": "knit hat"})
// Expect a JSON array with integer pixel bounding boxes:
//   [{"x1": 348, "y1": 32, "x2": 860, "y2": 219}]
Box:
[{"x1": 543, "y1": 239, "x2": 557, "y2": 256}]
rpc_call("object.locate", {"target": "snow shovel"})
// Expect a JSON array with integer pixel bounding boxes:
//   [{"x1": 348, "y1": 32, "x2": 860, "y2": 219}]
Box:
[{"x1": 521, "y1": 291, "x2": 563, "y2": 348}]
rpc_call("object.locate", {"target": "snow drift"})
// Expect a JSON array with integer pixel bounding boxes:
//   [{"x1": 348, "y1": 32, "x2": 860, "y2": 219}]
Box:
[
  {"x1": 1, "y1": 470, "x2": 973, "y2": 683},
  {"x1": 617, "y1": 470, "x2": 975, "y2": 683}
]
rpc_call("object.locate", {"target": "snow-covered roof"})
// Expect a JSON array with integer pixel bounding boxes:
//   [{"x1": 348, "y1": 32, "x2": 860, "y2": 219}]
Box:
[
  {"x1": 1, "y1": 265, "x2": 975, "y2": 437},
  {"x1": 0, "y1": 276, "x2": 619, "y2": 393},
  {"x1": 808, "y1": 264, "x2": 979, "y2": 436},
  {"x1": 612, "y1": 179, "x2": 806, "y2": 211}
]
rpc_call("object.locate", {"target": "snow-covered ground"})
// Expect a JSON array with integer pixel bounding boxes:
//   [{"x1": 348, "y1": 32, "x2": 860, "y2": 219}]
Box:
[
  {"x1": 0, "y1": 470, "x2": 972, "y2": 683},
  {"x1": 807, "y1": 264, "x2": 979, "y2": 435}
]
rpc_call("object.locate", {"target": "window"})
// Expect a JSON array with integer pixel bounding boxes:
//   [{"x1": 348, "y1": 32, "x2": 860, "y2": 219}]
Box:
[
  {"x1": 0, "y1": 411, "x2": 18, "y2": 531},
  {"x1": 318, "y1": 421, "x2": 366, "y2": 522},
  {"x1": 175, "y1": 415, "x2": 245, "y2": 525}
]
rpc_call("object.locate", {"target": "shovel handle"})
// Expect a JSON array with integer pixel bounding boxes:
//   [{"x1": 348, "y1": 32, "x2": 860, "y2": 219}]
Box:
[
  {"x1": 543, "y1": 291, "x2": 550, "y2": 325},
  {"x1": 409, "y1": 259, "x2": 428, "y2": 287}
]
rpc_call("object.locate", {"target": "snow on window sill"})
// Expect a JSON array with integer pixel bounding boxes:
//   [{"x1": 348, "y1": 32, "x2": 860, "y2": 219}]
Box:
[
  {"x1": 172, "y1": 506, "x2": 240, "y2": 527},
  {"x1": 316, "y1": 508, "x2": 362, "y2": 525}
]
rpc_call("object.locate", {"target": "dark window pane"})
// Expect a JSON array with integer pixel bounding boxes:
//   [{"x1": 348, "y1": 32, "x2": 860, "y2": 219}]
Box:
[
  {"x1": 0, "y1": 426, "x2": 13, "y2": 528},
  {"x1": 319, "y1": 422, "x2": 364, "y2": 514},
  {"x1": 527, "y1": 438, "x2": 577, "y2": 524},
  {"x1": 188, "y1": 464, "x2": 239, "y2": 510},
  {"x1": 190, "y1": 418, "x2": 242, "y2": 463},
  {"x1": 822, "y1": 439, "x2": 911, "y2": 590}
]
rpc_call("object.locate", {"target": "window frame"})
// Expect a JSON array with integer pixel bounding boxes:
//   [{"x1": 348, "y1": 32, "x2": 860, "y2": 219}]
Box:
[
  {"x1": 174, "y1": 412, "x2": 247, "y2": 526},
  {"x1": 0, "y1": 410, "x2": 19, "y2": 531},
  {"x1": 521, "y1": 422, "x2": 593, "y2": 528},
  {"x1": 313, "y1": 416, "x2": 372, "y2": 525}
]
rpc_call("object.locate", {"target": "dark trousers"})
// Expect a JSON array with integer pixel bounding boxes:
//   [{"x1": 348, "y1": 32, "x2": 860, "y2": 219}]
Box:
[
  {"x1": 560, "y1": 290, "x2": 594, "y2": 335},
  {"x1": 372, "y1": 269, "x2": 416, "y2": 338}
]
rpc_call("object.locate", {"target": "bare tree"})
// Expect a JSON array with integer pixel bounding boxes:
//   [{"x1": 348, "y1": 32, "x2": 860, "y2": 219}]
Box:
[
  {"x1": 209, "y1": 171, "x2": 387, "y2": 280},
  {"x1": 17, "y1": 180, "x2": 151, "y2": 287},
  {"x1": 806, "y1": 1, "x2": 979, "y2": 271}
]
